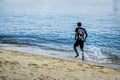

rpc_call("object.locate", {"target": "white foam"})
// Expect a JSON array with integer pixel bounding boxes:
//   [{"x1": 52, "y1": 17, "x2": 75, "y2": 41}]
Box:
[{"x1": 84, "y1": 45, "x2": 107, "y2": 63}]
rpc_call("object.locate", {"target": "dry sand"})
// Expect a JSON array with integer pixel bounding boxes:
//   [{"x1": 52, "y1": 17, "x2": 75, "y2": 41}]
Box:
[{"x1": 0, "y1": 49, "x2": 120, "y2": 80}]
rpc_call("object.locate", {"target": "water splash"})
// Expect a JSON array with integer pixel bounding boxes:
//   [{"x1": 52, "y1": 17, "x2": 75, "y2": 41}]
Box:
[
  {"x1": 84, "y1": 45, "x2": 107, "y2": 63},
  {"x1": 83, "y1": 45, "x2": 120, "y2": 65}
]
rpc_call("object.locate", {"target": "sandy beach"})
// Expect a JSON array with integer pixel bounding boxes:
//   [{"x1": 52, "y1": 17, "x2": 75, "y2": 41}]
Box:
[{"x1": 0, "y1": 49, "x2": 120, "y2": 80}]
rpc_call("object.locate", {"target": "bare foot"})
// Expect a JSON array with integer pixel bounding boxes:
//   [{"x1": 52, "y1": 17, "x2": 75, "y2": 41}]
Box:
[
  {"x1": 82, "y1": 56, "x2": 84, "y2": 60},
  {"x1": 75, "y1": 55, "x2": 79, "y2": 58}
]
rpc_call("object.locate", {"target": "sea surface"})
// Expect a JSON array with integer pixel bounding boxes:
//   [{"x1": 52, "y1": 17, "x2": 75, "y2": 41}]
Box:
[{"x1": 0, "y1": 0, "x2": 120, "y2": 68}]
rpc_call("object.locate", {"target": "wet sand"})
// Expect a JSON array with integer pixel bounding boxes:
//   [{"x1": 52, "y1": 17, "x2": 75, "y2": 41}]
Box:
[{"x1": 0, "y1": 49, "x2": 120, "y2": 80}]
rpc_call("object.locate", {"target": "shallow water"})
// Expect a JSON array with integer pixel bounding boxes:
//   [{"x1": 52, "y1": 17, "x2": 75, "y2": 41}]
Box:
[{"x1": 0, "y1": 0, "x2": 120, "y2": 68}]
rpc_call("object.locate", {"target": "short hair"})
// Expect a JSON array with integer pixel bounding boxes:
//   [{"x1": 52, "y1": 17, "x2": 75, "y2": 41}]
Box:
[{"x1": 77, "y1": 22, "x2": 82, "y2": 26}]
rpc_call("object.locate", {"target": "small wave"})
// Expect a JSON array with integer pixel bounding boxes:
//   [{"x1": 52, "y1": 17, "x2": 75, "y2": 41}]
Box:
[
  {"x1": 84, "y1": 45, "x2": 120, "y2": 64},
  {"x1": 1, "y1": 41, "x2": 20, "y2": 44},
  {"x1": 0, "y1": 40, "x2": 73, "y2": 53},
  {"x1": 0, "y1": 39, "x2": 120, "y2": 65}
]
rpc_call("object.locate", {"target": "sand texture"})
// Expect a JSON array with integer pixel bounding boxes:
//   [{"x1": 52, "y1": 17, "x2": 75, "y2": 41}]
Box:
[{"x1": 0, "y1": 49, "x2": 120, "y2": 80}]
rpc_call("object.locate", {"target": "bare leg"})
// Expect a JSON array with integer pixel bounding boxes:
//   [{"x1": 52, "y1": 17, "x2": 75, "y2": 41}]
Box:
[
  {"x1": 82, "y1": 52, "x2": 84, "y2": 60},
  {"x1": 74, "y1": 46, "x2": 79, "y2": 57},
  {"x1": 81, "y1": 49, "x2": 84, "y2": 60}
]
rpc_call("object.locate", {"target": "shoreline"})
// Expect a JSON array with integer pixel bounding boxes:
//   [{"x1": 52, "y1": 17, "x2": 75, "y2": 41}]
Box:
[
  {"x1": 0, "y1": 44, "x2": 120, "y2": 70},
  {"x1": 0, "y1": 49, "x2": 120, "y2": 80}
]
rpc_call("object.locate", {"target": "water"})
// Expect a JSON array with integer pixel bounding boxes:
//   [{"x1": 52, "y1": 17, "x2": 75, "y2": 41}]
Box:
[{"x1": 0, "y1": 0, "x2": 120, "y2": 68}]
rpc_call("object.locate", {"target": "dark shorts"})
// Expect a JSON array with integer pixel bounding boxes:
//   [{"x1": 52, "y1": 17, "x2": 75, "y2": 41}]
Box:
[{"x1": 74, "y1": 39, "x2": 84, "y2": 49}]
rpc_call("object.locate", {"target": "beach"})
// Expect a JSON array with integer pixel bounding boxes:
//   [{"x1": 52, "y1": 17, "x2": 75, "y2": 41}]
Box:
[
  {"x1": 0, "y1": 49, "x2": 120, "y2": 80},
  {"x1": 0, "y1": 0, "x2": 120, "y2": 69},
  {"x1": 0, "y1": 0, "x2": 120, "y2": 80}
]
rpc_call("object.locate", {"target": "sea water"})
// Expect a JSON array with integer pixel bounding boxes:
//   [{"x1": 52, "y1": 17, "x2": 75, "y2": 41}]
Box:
[{"x1": 0, "y1": 0, "x2": 120, "y2": 68}]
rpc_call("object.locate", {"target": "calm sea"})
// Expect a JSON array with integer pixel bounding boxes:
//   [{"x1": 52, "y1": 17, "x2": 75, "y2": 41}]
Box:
[{"x1": 0, "y1": 0, "x2": 120, "y2": 68}]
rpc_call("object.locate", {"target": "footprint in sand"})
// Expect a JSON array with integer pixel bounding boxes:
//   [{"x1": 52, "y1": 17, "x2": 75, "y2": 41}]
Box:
[
  {"x1": 0, "y1": 60, "x2": 21, "y2": 70},
  {"x1": 28, "y1": 63, "x2": 41, "y2": 72},
  {"x1": 77, "y1": 63, "x2": 83, "y2": 67},
  {"x1": 0, "y1": 61, "x2": 2, "y2": 67},
  {"x1": 41, "y1": 64, "x2": 48, "y2": 67},
  {"x1": 99, "y1": 70, "x2": 109, "y2": 74},
  {"x1": 0, "y1": 51, "x2": 3, "y2": 53},
  {"x1": 0, "y1": 76, "x2": 6, "y2": 80},
  {"x1": 28, "y1": 63, "x2": 40, "y2": 68},
  {"x1": 3, "y1": 60, "x2": 19, "y2": 65}
]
